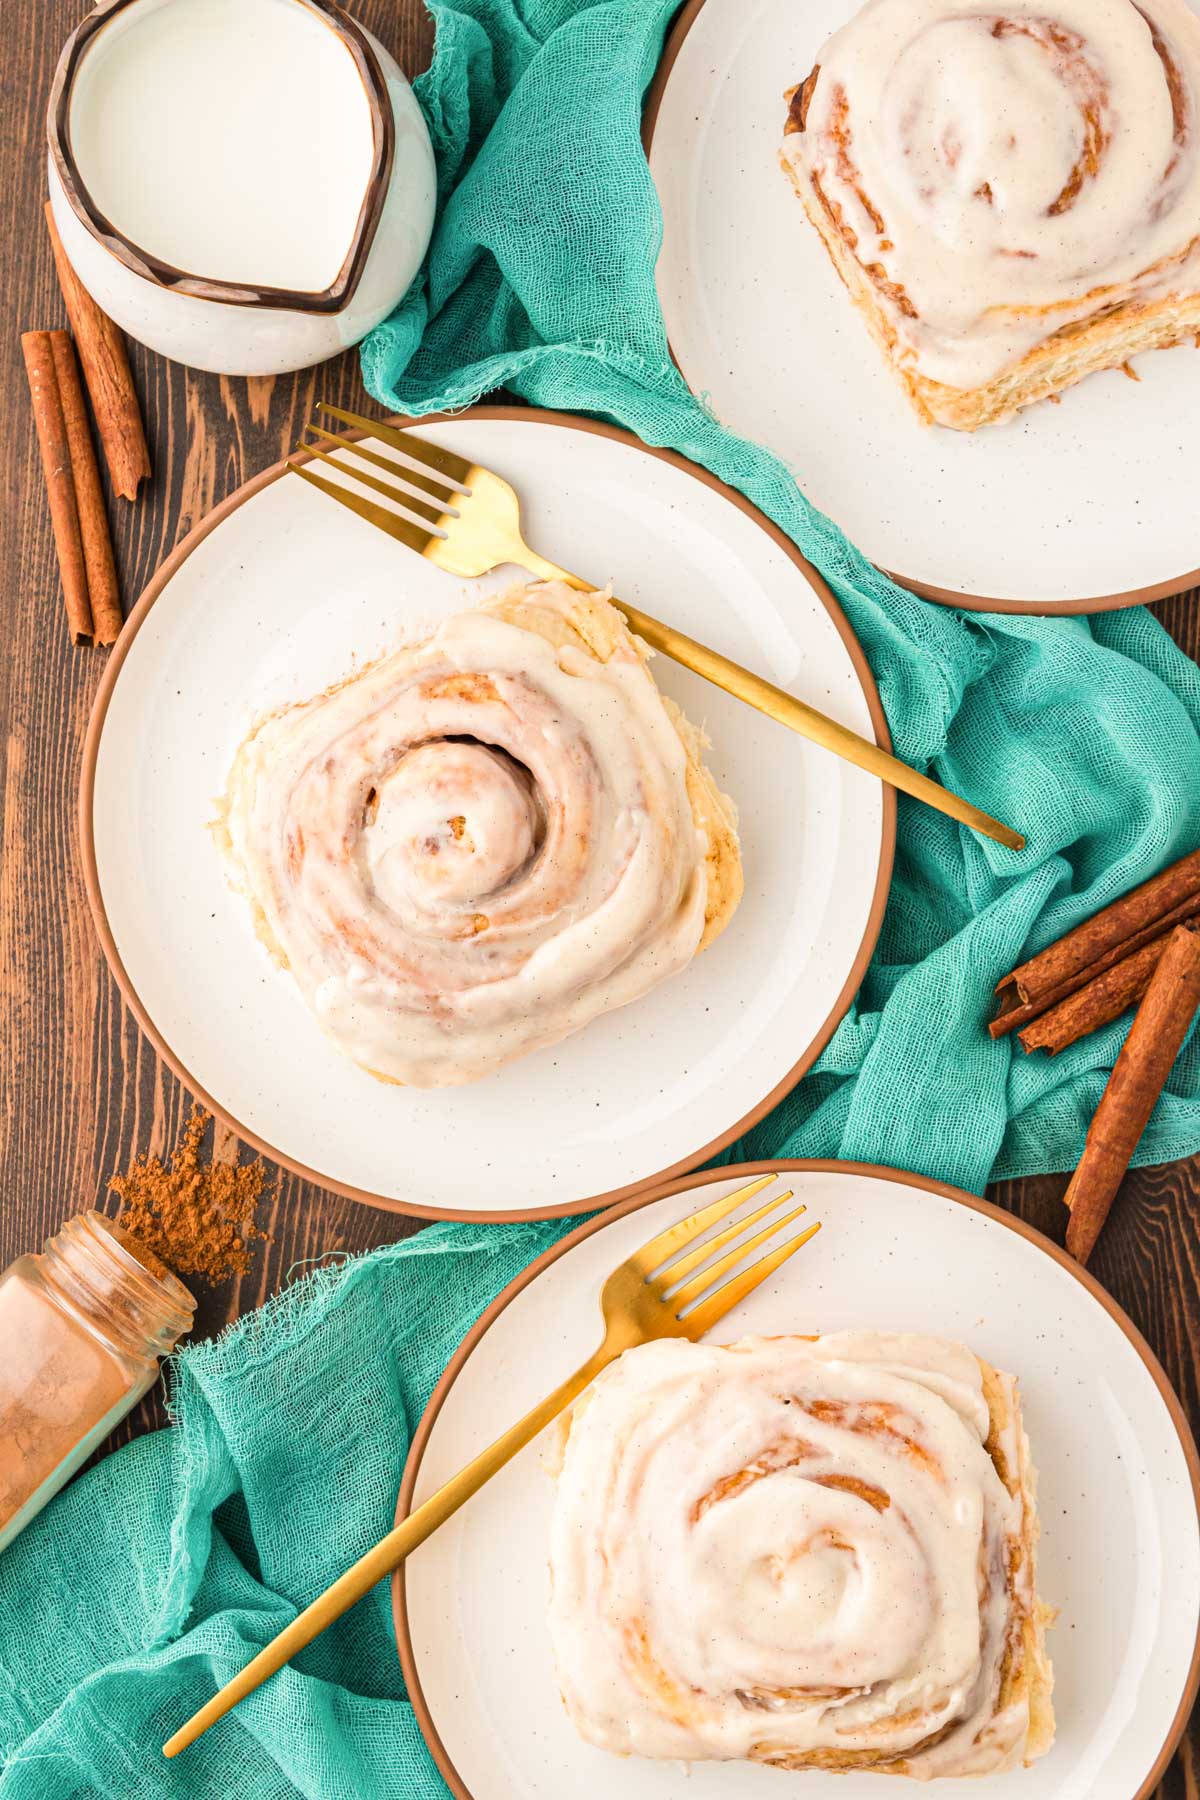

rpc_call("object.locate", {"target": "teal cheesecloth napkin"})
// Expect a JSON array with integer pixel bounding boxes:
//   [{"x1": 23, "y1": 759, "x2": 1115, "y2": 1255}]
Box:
[{"x1": 4, "y1": 0, "x2": 1200, "y2": 1792}]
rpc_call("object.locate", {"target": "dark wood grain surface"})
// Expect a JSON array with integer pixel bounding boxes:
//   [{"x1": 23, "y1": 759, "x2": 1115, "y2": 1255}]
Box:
[{"x1": 3, "y1": 3, "x2": 1200, "y2": 1793}]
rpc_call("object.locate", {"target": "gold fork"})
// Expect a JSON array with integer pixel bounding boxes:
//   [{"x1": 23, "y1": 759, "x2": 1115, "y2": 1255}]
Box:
[
  {"x1": 287, "y1": 404, "x2": 1023, "y2": 851},
  {"x1": 163, "y1": 1173, "x2": 819, "y2": 1758}
]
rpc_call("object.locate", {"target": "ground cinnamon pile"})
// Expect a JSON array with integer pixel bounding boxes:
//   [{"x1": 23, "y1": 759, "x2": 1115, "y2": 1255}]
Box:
[{"x1": 109, "y1": 1107, "x2": 268, "y2": 1285}]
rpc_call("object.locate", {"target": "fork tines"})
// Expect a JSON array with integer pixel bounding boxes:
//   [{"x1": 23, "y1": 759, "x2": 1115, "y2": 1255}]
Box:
[
  {"x1": 286, "y1": 406, "x2": 475, "y2": 555},
  {"x1": 642, "y1": 1175, "x2": 821, "y2": 1335},
  {"x1": 318, "y1": 405, "x2": 474, "y2": 491}
]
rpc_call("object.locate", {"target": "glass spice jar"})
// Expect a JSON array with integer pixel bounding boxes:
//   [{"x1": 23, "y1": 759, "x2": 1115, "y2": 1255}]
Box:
[{"x1": 0, "y1": 1211, "x2": 195, "y2": 1553}]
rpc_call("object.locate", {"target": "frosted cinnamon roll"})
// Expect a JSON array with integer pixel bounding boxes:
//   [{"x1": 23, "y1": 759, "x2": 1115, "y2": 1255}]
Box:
[
  {"x1": 216, "y1": 581, "x2": 741, "y2": 1087},
  {"x1": 780, "y1": 0, "x2": 1200, "y2": 428},
  {"x1": 548, "y1": 1333, "x2": 1054, "y2": 1777}
]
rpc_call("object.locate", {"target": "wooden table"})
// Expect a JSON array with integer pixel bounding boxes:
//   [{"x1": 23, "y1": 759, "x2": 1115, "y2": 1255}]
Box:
[{"x1": 4, "y1": 2, "x2": 1200, "y2": 1791}]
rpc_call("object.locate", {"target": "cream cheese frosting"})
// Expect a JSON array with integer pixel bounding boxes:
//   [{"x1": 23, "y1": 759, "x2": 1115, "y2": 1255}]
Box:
[
  {"x1": 548, "y1": 1332, "x2": 1051, "y2": 1777},
  {"x1": 216, "y1": 583, "x2": 737, "y2": 1087},
  {"x1": 782, "y1": 0, "x2": 1200, "y2": 389}
]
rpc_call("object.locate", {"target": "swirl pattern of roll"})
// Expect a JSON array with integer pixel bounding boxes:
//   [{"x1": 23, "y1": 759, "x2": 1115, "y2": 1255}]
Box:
[
  {"x1": 217, "y1": 582, "x2": 742, "y2": 1087},
  {"x1": 780, "y1": 0, "x2": 1200, "y2": 427},
  {"x1": 548, "y1": 1333, "x2": 1055, "y2": 1777}
]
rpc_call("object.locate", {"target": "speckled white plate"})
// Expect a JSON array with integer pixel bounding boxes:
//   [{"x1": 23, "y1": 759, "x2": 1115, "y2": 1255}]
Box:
[
  {"x1": 395, "y1": 1161, "x2": 1200, "y2": 1800},
  {"x1": 81, "y1": 411, "x2": 892, "y2": 1219},
  {"x1": 644, "y1": 0, "x2": 1200, "y2": 612}
]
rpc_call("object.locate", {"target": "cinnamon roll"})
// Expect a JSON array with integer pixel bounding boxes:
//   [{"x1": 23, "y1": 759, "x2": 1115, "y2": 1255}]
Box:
[
  {"x1": 216, "y1": 581, "x2": 742, "y2": 1087},
  {"x1": 780, "y1": 0, "x2": 1200, "y2": 428},
  {"x1": 548, "y1": 1333, "x2": 1054, "y2": 1777}
]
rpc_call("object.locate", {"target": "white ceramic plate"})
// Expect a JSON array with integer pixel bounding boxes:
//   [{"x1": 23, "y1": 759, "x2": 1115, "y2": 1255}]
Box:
[
  {"x1": 82, "y1": 411, "x2": 892, "y2": 1219},
  {"x1": 396, "y1": 1161, "x2": 1200, "y2": 1799},
  {"x1": 645, "y1": 0, "x2": 1200, "y2": 612}
]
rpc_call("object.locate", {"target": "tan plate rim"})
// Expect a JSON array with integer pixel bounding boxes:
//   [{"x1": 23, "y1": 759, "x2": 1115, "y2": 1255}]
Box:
[
  {"x1": 78, "y1": 406, "x2": 896, "y2": 1222},
  {"x1": 391, "y1": 1156, "x2": 1200, "y2": 1800},
  {"x1": 640, "y1": 0, "x2": 1200, "y2": 617}
]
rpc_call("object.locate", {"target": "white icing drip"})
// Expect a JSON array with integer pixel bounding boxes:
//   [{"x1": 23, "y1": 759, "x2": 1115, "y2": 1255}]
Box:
[
  {"x1": 782, "y1": 0, "x2": 1200, "y2": 387},
  {"x1": 220, "y1": 584, "x2": 709, "y2": 1086},
  {"x1": 548, "y1": 1333, "x2": 1039, "y2": 1777}
]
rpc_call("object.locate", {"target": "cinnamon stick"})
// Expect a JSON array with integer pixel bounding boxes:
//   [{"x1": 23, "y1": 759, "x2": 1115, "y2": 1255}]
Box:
[
  {"x1": 22, "y1": 330, "x2": 92, "y2": 646},
  {"x1": 1018, "y1": 935, "x2": 1169, "y2": 1055},
  {"x1": 49, "y1": 331, "x2": 122, "y2": 645},
  {"x1": 44, "y1": 201, "x2": 150, "y2": 500},
  {"x1": 993, "y1": 848, "x2": 1200, "y2": 1028},
  {"x1": 990, "y1": 880, "x2": 1200, "y2": 1039},
  {"x1": 1063, "y1": 924, "x2": 1200, "y2": 1264}
]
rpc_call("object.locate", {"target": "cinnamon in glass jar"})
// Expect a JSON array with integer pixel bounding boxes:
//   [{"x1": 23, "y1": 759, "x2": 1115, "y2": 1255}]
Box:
[{"x1": 0, "y1": 1212, "x2": 195, "y2": 1553}]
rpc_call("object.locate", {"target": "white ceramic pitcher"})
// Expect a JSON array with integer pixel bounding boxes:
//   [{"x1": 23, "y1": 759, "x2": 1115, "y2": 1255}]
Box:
[{"x1": 47, "y1": 0, "x2": 436, "y2": 376}]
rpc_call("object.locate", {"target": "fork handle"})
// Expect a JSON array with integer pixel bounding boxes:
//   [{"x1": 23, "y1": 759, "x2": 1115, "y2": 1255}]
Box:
[
  {"x1": 521, "y1": 550, "x2": 1023, "y2": 852},
  {"x1": 163, "y1": 1345, "x2": 613, "y2": 1759}
]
